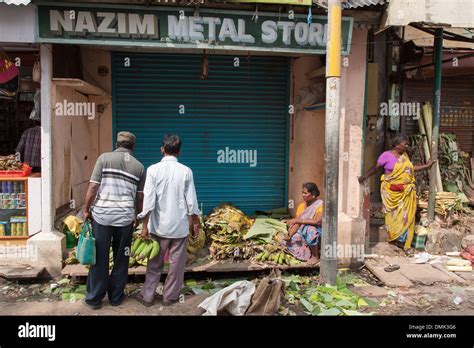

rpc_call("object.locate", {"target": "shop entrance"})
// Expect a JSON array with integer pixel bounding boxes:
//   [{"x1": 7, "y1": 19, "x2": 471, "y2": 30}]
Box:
[{"x1": 112, "y1": 53, "x2": 290, "y2": 214}]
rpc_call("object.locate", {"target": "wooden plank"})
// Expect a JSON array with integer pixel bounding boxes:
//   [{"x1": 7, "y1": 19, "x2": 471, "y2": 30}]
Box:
[
  {"x1": 0, "y1": 265, "x2": 44, "y2": 279},
  {"x1": 61, "y1": 260, "x2": 318, "y2": 277},
  {"x1": 52, "y1": 78, "x2": 110, "y2": 97},
  {"x1": 365, "y1": 261, "x2": 414, "y2": 288},
  {"x1": 367, "y1": 63, "x2": 379, "y2": 115}
]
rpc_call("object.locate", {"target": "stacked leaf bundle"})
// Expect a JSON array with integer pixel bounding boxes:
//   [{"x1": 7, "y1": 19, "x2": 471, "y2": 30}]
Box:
[
  {"x1": 205, "y1": 204, "x2": 255, "y2": 260},
  {"x1": 205, "y1": 205, "x2": 301, "y2": 265},
  {"x1": 418, "y1": 191, "x2": 468, "y2": 219}
]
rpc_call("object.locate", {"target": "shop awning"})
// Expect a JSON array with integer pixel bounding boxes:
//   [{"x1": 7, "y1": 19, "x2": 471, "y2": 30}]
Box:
[
  {"x1": 314, "y1": 0, "x2": 386, "y2": 9},
  {"x1": 404, "y1": 26, "x2": 474, "y2": 49},
  {"x1": 379, "y1": 0, "x2": 474, "y2": 31},
  {"x1": 0, "y1": 0, "x2": 31, "y2": 5}
]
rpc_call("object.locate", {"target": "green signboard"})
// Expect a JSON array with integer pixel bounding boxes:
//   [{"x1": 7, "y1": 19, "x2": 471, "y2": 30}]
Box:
[
  {"x1": 224, "y1": 0, "x2": 312, "y2": 5},
  {"x1": 36, "y1": 3, "x2": 353, "y2": 55}
]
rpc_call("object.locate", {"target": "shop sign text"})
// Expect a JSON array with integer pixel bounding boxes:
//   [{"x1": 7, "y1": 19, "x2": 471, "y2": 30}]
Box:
[{"x1": 37, "y1": 5, "x2": 353, "y2": 54}]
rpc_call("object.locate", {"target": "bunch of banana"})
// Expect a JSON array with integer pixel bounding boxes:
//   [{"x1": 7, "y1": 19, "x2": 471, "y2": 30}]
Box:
[
  {"x1": 129, "y1": 257, "x2": 137, "y2": 268},
  {"x1": 136, "y1": 258, "x2": 148, "y2": 267},
  {"x1": 130, "y1": 237, "x2": 160, "y2": 261},
  {"x1": 0, "y1": 154, "x2": 21, "y2": 170},
  {"x1": 254, "y1": 250, "x2": 300, "y2": 265},
  {"x1": 187, "y1": 228, "x2": 206, "y2": 256}
]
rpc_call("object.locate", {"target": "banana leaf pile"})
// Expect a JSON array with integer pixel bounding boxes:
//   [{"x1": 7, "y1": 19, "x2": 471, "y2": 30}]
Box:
[
  {"x1": 418, "y1": 191, "x2": 467, "y2": 217},
  {"x1": 205, "y1": 204, "x2": 299, "y2": 264},
  {"x1": 283, "y1": 272, "x2": 377, "y2": 316},
  {"x1": 205, "y1": 204, "x2": 255, "y2": 260}
]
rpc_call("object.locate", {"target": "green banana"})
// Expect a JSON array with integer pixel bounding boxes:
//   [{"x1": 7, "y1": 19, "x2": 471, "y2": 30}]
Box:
[
  {"x1": 138, "y1": 241, "x2": 154, "y2": 260},
  {"x1": 134, "y1": 239, "x2": 148, "y2": 257},
  {"x1": 129, "y1": 257, "x2": 136, "y2": 267},
  {"x1": 131, "y1": 238, "x2": 143, "y2": 255},
  {"x1": 149, "y1": 241, "x2": 160, "y2": 260}
]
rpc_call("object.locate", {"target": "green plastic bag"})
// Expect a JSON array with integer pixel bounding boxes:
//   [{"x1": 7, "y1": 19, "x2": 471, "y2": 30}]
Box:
[
  {"x1": 62, "y1": 225, "x2": 77, "y2": 249},
  {"x1": 76, "y1": 220, "x2": 96, "y2": 265}
]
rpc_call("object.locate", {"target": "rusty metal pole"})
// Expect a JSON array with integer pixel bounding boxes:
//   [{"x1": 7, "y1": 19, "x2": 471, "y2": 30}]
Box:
[
  {"x1": 321, "y1": 0, "x2": 341, "y2": 285},
  {"x1": 428, "y1": 28, "x2": 443, "y2": 221}
]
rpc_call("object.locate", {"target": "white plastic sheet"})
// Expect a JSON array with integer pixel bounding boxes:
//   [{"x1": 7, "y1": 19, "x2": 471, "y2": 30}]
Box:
[{"x1": 198, "y1": 280, "x2": 256, "y2": 316}]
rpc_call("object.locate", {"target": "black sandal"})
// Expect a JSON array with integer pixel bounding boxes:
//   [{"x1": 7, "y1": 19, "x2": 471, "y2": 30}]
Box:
[{"x1": 384, "y1": 264, "x2": 400, "y2": 272}]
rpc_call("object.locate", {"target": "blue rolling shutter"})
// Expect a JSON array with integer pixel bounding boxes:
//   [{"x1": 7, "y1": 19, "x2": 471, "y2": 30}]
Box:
[{"x1": 112, "y1": 53, "x2": 289, "y2": 214}]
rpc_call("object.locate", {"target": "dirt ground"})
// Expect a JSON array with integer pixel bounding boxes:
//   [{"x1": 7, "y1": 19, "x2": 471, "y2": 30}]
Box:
[{"x1": 1, "y1": 270, "x2": 474, "y2": 316}]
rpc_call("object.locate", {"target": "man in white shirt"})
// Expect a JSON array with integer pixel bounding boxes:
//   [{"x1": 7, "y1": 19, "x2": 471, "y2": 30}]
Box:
[{"x1": 137, "y1": 134, "x2": 201, "y2": 306}]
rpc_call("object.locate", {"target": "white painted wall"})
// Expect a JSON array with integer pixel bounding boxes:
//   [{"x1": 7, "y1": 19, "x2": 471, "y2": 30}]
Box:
[
  {"x1": 0, "y1": 4, "x2": 35, "y2": 43},
  {"x1": 27, "y1": 177, "x2": 41, "y2": 235}
]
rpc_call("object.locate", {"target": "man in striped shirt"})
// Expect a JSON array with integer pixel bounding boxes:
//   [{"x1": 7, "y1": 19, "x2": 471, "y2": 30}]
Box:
[{"x1": 82, "y1": 131, "x2": 145, "y2": 309}]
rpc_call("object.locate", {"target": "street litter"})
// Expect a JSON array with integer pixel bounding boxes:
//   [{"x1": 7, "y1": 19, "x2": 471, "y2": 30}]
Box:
[
  {"x1": 446, "y1": 265, "x2": 472, "y2": 272},
  {"x1": 198, "y1": 280, "x2": 256, "y2": 316}
]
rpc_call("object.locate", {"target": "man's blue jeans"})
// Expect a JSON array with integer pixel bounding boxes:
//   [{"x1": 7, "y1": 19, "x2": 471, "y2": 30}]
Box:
[{"x1": 85, "y1": 220, "x2": 133, "y2": 306}]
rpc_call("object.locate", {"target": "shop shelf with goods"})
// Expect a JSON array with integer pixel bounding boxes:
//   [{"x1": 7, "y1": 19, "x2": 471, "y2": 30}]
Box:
[{"x1": 0, "y1": 177, "x2": 29, "y2": 240}]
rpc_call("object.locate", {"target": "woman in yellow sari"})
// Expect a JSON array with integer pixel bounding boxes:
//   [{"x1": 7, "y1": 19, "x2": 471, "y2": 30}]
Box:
[{"x1": 359, "y1": 134, "x2": 434, "y2": 254}]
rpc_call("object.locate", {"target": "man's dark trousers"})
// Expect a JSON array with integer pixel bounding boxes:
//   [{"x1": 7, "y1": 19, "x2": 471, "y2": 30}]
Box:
[{"x1": 85, "y1": 220, "x2": 133, "y2": 306}]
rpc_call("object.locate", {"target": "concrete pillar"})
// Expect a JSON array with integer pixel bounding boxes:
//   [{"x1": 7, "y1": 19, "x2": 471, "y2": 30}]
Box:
[
  {"x1": 27, "y1": 44, "x2": 65, "y2": 278},
  {"x1": 336, "y1": 28, "x2": 368, "y2": 266}
]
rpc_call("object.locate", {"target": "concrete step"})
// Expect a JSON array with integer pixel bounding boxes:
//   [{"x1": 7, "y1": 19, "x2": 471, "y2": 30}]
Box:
[{"x1": 0, "y1": 265, "x2": 45, "y2": 280}]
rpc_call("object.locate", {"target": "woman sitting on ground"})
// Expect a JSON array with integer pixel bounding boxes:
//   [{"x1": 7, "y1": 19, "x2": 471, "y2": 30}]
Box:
[{"x1": 282, "y1": 182, "x2": 323, "y2": 265}]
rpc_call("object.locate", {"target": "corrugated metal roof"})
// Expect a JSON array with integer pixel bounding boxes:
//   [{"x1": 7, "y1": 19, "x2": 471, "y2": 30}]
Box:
[
  {"x1": 0, "y1": 0, "x2": 31, "y2": 5},
  {"x1": 313, "y1": 0, "x2": 385, "y2": 9}
]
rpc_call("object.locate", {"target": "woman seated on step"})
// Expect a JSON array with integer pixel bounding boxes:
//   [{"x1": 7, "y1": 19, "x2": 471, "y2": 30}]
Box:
[{"x1": 281, "y1": 182, "x2": 323, "y2": 266}]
